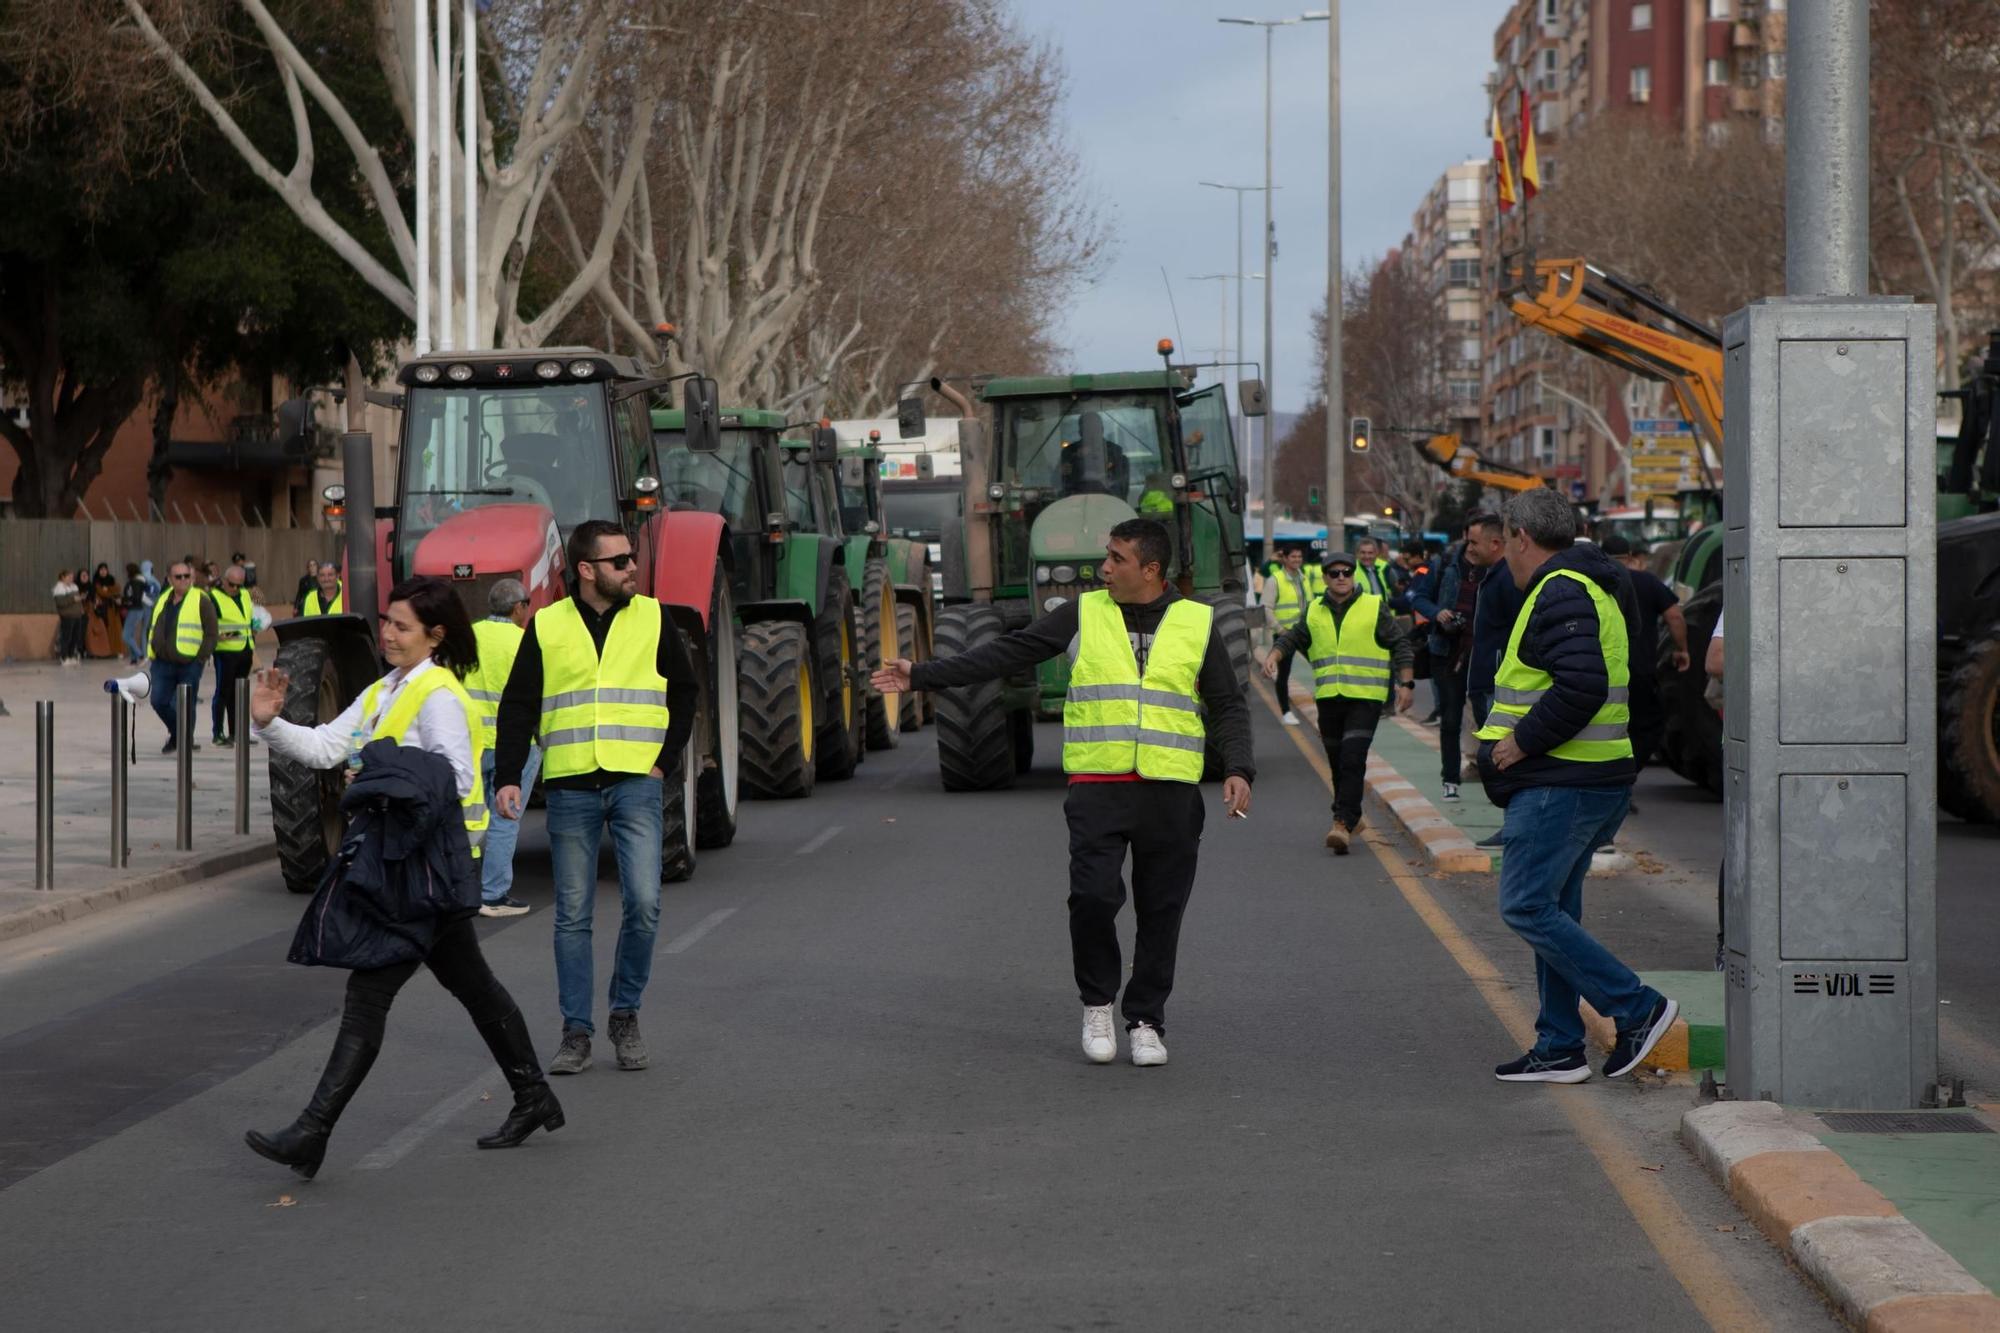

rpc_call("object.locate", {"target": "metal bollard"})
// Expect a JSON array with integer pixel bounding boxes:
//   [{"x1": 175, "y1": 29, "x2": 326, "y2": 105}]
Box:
[
  {"x1": 110, "y1": 697, "x2": 129, "y2": 869},
  {"x1": 234, "y1": 676, "x2": 251, "y2": 836},
  {"x1": 35, "y1": 701, "x2": 55, "y2": 889},
  {"x1": 175, "y1": 683, "x2": 194, "y2": 851}
]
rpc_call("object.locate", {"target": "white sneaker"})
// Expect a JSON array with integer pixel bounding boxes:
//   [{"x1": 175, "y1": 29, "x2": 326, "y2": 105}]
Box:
[
  {"x1": 1129, "y1": 1023, "x2": 1169, "y2": 1067},
  {"x1": 1441, "y1": 782, "x2": 1460, "y2": 802},
  {"x1": 1081, "y1": 1005, "x2": 1116, "y2": 1064},
  {"x1": 1282, "y1": 713, "x2": 1301, "y2": 727}
]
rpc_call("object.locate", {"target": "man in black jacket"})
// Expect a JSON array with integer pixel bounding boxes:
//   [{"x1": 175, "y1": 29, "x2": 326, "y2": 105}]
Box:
[
  {"x1": 1475, "y1": 490, "x2": 1677, "y2": 1084},
  {"x1": 872, "y1": 519, "x2": 1252, "y2": 1069}
]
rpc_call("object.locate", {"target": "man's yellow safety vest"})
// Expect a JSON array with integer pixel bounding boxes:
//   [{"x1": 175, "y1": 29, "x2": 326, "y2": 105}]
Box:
[
  {"x1": 535, "y1": 596, "x2": 670, "y2": 780},
  {"x1": 1305, "y1": 592, "x2": 1392, "y2": 701},
  {"x1": 1271, "y1": 564, "x2": 1325, "y2": 627},
  {"x1": 210, "y1": 587, "x2": 253, "y2": 655},
  {"x1": 1061, "y1": 590, "x2": 1212, "y2": 783},
  {"x1": 359, "y1": 666, "x2": 490, "y2": 855},
  {"x1": 148, "y1": 591, "x2": 206, "y2": 659},
  {"x1": 1475, "y1": 569, "x2": 1632, "y2": 762},
  {"x1": 303, "y1": 586, "x2": 344, "y2": 616},
  {"x1": 466, "y1": 618, "x2": 525, "y2": 749}
]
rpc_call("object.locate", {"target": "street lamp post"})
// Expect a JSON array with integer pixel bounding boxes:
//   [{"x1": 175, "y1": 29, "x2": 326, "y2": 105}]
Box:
[
  {"x1": 1188, "y1": 275, "x2": 1233, "y2": 383},
  {"x1": 1219, "y1": 12, "x2": 1327, "y2": 560},
  {"x1": 1307, "y1": 6, "x2": 1341, "y2": 545},
  {"x1": 1199, "y1": 179, "x2": 1273, "y2": 512}
]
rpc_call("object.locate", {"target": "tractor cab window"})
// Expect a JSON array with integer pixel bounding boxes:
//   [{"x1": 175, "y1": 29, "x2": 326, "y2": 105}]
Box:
[
  {"x1": 1002, "y1": 392, "x2": 1168, "y2": 510},
  {"x1": 781, "y1": 454, "x2": 816, "y2": 530},
  {"x1": 837, "y1": 466, "x2": 872, "y2": 533},
  {"x1": 882, "y1": 484, "x2": 959, "y2": 540},
  {"x1": 399, "y1": 385, "x2": 615, "y2": 571},
  {"x1": 1177, "y1": 383, "x2": 1236, "y2": 482},
  {"x1": 655, "y1": 427, "x2": 761, "y2": 536}
]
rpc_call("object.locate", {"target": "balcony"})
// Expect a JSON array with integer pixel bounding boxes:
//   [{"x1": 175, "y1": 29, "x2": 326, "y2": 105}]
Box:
[{"x1": 1732, "y1": 21, "x2": 1758, "y2": 48}]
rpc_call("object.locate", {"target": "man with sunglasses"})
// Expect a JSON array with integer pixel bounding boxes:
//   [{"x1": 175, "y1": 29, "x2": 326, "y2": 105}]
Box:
[
  {"x1": 146, "y1": 562, "x2": 219, "y2": 754},
  {"x1": 492, "y1": 520, "x2": 700, "y2": 1077},
  {"x1": 1261, "y1": 553, "x2": 1415, "y2": 853}
]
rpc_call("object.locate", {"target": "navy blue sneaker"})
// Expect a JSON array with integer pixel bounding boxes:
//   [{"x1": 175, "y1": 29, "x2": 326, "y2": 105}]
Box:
[
  {"x1": 1604, "y1": 996, "x2": 1680, "y2": 1079},
  {"x1": 1494, "y1": 1051, "x2": 1592, "y2": 1084}
]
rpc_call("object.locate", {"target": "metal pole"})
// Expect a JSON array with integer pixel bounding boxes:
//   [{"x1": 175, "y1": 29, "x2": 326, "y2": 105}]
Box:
[
  {"x1": 436, "y1": 0, "x2": 453, "y2": 352},
  {"x1": 1786, "y1": 0, "x2": 1868, "y2": 296},
  {"x1": 175, "y1": 685, "x2": 194, "y2": 851},
  {"x1": 341, "y1": 368, "x2": 380, "y2": 640},
  {"x1": 234, "y1": 675, "x2": 251, "y2": 836},
  {"x1": 35, "y1": 702, "x2": 54, "y2": 889},
  {"x1": 111, "y1": 697, "x2": 128, "y2": 868},
  {"x1": 127, "y1": 700, "x2": 136, "y2": 766},
  {"x1": 1260, "y1": 24, "x2": 1276, "y2": 555},
  {"x1": 463, "y1": 0, "x2": 479, "y2": 349},
  {"x1": 414, "y1": 0, "x2": 430, "y2": 352},
  {"x1": 1235, "y1": 191, "x2": 1247, "y2": 479},
  {"x1": 1324, "y1": 2, "x2": 1344, "y2": 538}
]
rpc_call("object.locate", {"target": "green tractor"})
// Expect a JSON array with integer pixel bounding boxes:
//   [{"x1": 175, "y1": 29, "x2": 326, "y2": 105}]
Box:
[
  {"x1": 899, "y1": 343, "x2": 1261, "y2": 789},
  {"x1": 827, "y1": 430, "x2": 936, "y2": 743},
  {"x1": 651, "y1": 407, "x2": 866, "y2": 799}
]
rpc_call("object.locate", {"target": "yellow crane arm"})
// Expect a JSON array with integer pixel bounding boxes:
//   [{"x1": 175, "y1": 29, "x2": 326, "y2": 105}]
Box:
[{"x1": 1416, "y1": 432, "x2": 1548, "y2": 494}]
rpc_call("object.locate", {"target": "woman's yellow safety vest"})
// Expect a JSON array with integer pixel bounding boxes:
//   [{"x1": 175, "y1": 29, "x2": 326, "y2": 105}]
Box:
[
  {"x1": 536, "y1": 596, "x2": 670, "y2": 780},
  {"x1": 303, "y1": 587, "x2": 344, "y2": 616},
  {"x1": 1306, "y1": 593, "x2": 1391, "y2": 701},
  {"x1": 1061, "y1": 590, "x2": 1212, "y2": 783},
  {"x1": 1474, "y1": 569, "x2": 1632, "y2": 761},
  {"x1": 466, "y1": 618, "x2": 525, "y2": 749},
  {"x1": 211, "y1": 588, "x2": 253, "y2": 654},
  {"x1": 1271, "y1": 565, "x2": 1325, "y2": 627},
  {"x1": 360, "y1": 666, "x2": 490, "y2": 855},
  {"x1": 148, "y1": 591, "x2": 206, "y2": 659}
]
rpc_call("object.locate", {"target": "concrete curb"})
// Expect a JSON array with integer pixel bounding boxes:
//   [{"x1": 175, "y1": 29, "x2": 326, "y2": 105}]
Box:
[
  {"x1": 0, "y1": 841, "x2": 279, "y2": 943},
  {"x1": 1681, "y1": 1103, "x2": 2000, "y2": 1331}
]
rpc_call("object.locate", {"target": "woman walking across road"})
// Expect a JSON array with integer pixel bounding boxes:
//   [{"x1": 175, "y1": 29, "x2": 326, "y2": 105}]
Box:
[
  {"x1": 51, "y1": 569, "x2": 86, "y2": 664},
  {"x1": 242, "y1": 576, "x2": 561, "y2": 1179}
]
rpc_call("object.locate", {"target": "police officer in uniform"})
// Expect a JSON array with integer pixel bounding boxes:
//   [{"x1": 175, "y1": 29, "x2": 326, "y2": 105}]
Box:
[
  {"x1": 1260, "y1": 553, "x2": 1415, "y2": 853},
  {"x1": 872, "y1": 518, "x2": 1253, "y2": 1069}
]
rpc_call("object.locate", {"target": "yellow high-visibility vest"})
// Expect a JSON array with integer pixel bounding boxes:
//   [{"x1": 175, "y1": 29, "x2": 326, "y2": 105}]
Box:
[
  {"x1": 359, "y1": 666, "x2": 490, "y2": 855},
  {"x1": 210, "y1": 587, "x2": 253, "y2": 654},
  {"x1": 535, "y1": 596, "x2": 670, "y2": 780},
  {"x1": 466, "y1": 618, "x2": 525, "y2": 749},
  {"x1": 1475, "y1": 569, "x2": 1632, "y2": 762},
  {"x1": 1305, "y1": 593, "x2": 1392, "y2": 701},
  {"x1": 1061, "y1": 590, "x2": 1212, "y2": 783},
  {"x1": 1271, "y1": 565, "x2": 1325, "y2": 627},
  {"x1": 148, "y1": 591, "x2": 206, "y2": 659},
  {"x1": 302, "y1": 586, "x2": 344, "y2": 616}
]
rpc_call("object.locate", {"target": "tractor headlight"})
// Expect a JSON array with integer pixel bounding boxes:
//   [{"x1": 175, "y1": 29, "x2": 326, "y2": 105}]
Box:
[
  {"x1": 413, "y1": 364, "x2": 441, "y2": 383},
  {"x1": 535, "y1": 360, "x2": 562, "y2": 380},
  {"x1": 1036, "y1": 566, "x2": 1052, "y2": 585},
  {"x1": 446, "y1": 363, "x2": 474, "y2": 382},
  {"x1": 1043, "y1": 595, "x2": 1068, "y2": 612},
  {"x1": 568, "y1": 360, "x2": 597, "y2": 378},
  {"x1": 1050, "y1": 564, "x2": 1076, "y2": 584}
]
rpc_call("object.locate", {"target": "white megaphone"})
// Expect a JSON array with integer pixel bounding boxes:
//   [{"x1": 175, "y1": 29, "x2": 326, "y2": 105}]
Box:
[{"x1": 104, "y1": 671, "x2": 151, "y2": 704}]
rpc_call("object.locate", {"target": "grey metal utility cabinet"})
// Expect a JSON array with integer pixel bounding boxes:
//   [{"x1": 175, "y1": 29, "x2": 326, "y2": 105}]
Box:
[{"x1": 1721, "y1": 298, "x2": 1938, "y2": 1109}]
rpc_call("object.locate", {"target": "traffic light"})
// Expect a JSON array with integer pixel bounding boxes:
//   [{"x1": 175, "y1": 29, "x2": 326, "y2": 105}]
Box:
[
  {"x1": 1307, "y1": 486, "x2": 1320, "y2": 507},
  {"x1": 1349, "y1": 416, "x2": 1371, "y2": 454}
]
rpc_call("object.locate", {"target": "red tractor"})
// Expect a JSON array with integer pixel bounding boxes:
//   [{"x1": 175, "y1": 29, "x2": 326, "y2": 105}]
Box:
[{"x1": 267, "y1": 348, "x2": 739, "y2": 890}]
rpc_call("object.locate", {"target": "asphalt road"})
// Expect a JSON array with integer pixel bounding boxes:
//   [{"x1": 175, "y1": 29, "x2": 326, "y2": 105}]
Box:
[{"x1": 0, "y1": 704, "x2": 1839, "y2": 1331}]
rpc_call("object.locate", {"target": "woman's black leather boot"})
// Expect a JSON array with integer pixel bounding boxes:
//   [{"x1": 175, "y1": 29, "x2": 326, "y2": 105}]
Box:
[
  {"x1": 244, "y1": 1027, "x2": 381, "y2": 1179},
  {"x1": 475, "y1": 1007, "x2": 565, "y2": 1149}
]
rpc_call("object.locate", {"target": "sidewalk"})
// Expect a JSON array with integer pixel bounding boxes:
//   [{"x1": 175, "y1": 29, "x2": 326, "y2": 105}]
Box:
[{"x1": 0, "y1": 659, "x2": 278, "y2": 936}]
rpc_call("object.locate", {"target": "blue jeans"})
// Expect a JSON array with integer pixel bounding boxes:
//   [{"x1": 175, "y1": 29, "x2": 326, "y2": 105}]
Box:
[
  {"x1": 1496, "y1": 785, "x2": 1658, "y2": 1059},
  {"x1": 547, "y1": 776, "x2": 663, "y2": 1034},
  {"x1": 148, "y1": 658, "x2": 205, "y2": 745},
  {"x1": 480, "y1": 744, "x2": 542, "y2": 903},
  {"x1": 122, "y1": 608, "x2": 148, "y2": 662}
]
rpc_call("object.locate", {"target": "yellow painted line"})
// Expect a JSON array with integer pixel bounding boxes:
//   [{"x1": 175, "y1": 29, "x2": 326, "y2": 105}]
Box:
[{"x1": 1255, "y1": 681, "x2": 1767, "y2": 1333}]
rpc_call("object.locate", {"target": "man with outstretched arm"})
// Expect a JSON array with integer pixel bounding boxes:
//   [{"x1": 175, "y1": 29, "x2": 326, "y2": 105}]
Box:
[{"x1": 872, "y1": 518, "x2": 1253, "y2": 1069}]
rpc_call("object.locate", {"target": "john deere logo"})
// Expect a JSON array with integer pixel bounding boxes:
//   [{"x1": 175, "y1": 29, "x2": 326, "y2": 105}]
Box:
[{"x1": 452, "y1": 564, "x2": 474, "y2": 580}]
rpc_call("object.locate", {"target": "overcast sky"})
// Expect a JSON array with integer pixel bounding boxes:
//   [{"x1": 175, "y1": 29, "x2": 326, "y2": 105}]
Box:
[{"x1": 1008, "y1": 0, "x2": 1501, "y2": 415}]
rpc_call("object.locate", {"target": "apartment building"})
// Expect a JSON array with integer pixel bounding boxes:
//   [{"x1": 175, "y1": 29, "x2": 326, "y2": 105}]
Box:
[
  {"x1": 1406, "y1": 159, "x2": 1493, "y2": 447},
  {"x1": 1592, "y1": 0, "x2": 1789, "y2": 145}
]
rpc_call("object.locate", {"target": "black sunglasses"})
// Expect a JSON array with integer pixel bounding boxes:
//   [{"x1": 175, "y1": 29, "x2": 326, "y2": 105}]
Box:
[{"x1": 585, "y1": 553, "x2": 636, "y2": 571}]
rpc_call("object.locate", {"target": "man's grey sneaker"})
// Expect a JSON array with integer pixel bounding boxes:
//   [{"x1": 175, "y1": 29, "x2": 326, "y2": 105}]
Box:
[
  {"x1": 1603, "y1": 996, "x2": 1680, "y2": 1079},
  {"x1": 1495, "y1": 1050, "x2": 1591, "y2": 1084},
  {"x1": 479, "y1": 895, "x2": 532, "y2": 918},
  {"x1": 607, "y1": 1010, "x2": 649, "y2": 1071},
  {"x1": 1129, "y1": 1023, "x2": 1169, "y2": 1067},
  {"x1": 548, "y1": 1027, "x2": 592, "y2": 1076},
  {"x1": 1441, "y1": 782, "x2": 1461, "y2": 802}
]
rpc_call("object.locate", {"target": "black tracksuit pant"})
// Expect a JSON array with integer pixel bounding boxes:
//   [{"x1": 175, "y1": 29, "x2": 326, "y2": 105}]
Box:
[
  {"x1": 1064, "y1": 780, "x2": 1205, "y2": 1033},
  {"x1": 1316, "y1": 695, "x2": 1383, "y2": 829}
]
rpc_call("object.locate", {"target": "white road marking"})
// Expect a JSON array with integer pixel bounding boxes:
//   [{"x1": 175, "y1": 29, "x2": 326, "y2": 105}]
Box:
[
  {"x1": 664, "y1": 907, "x2": 737, "y2": 955},
  {"x1": 794, "y1": 825, "x2": 843, "y2": 856},
  {"x1": 353, "y1": 1073, "x2": 492, "y2": 1170}
]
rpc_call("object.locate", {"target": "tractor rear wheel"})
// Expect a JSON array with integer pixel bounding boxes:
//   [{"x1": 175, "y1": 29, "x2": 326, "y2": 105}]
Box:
[
  {"x1": 739, "y1": 621, "x2": 816, "y2": 799},
  {"x1": 1204, "y1": 596, "x2": 1252, "y2": 693},
  {"x1": 895, "y1": 603, "x2": 924, "y2": 732},
  {"x1": 696, "y1": 575, "x2": 741, "y2": 848},
  {"x1": 268, "y1": 637, "x2": 351, "y2": 894},
  {"x1": 862, "y1": 559, "x2": 901, "y2": 750},
  {"x1": 1940, "y1": 635, "x2": 2000, "y2": 823},
  {"x1": 1657, "y1": 584, "x2": 1723, "y2": 796},
  {"x1": 933, "y1": 603, "x2": 1016, "y2": 791},
  {"x1": 814, "y1": 568, "x2": 863, "y2": 781}
]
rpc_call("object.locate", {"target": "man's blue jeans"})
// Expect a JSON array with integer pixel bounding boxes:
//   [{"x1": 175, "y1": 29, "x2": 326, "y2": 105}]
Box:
[
  {"x1": 547, "y1": 776, "x2": 663, "y2": 1035},
  {"x1": 1495, "y1": 785, "x2": 1659, "y2": 1059},
  {"x1": 479, "y1": 744, "x2": 542, "y2": 903},
  {"x1": 121, "y1": 608, "x2": 148, "y2": 662},
  {"x1": 148, "y1": 658, "x2": 205, "y2": 746}
]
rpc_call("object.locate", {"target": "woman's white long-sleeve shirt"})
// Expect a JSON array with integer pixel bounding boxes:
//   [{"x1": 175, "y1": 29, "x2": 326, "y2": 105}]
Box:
[{"x1": 251, "y1": 658, "x2": 476, "y2": 799}]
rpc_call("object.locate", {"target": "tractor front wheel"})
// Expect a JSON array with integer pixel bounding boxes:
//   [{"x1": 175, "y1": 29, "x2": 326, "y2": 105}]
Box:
[
  {"x1": 862, "y1": 559, "x2": 901, "y2": 751},
  {"x1": 895, "y1": 602, "x2": 924, "y2": 732},
  {"x1": 739, "y1": 621, "x2": 816, "y2": 799},
  {"x1": 814, "y1": 568, "x2": 864, "y2": 781},
  {"x1": 1940, "y1": 634, "x2": 2000, "y2": 824},
  {"x1": 933, "y1": 603, "x2": 1016, "y2": 791},
  {"x1": 268, "y1": 636, "x2": 351, "y2": 894}
]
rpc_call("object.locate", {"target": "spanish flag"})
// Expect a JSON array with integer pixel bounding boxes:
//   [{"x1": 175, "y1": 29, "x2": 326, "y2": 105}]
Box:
[
  {"x1": 1491, "y1": 104, "x2": 1517, "y2": 213},
  {"x1": 1519, "y1": 90, "x2": 1541, "y2": 201}
]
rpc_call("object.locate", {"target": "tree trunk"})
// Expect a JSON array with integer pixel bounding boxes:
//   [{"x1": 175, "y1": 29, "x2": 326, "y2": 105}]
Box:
[{"x1": 147, "y1": 373, "x2": 179, "y2": 519}]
